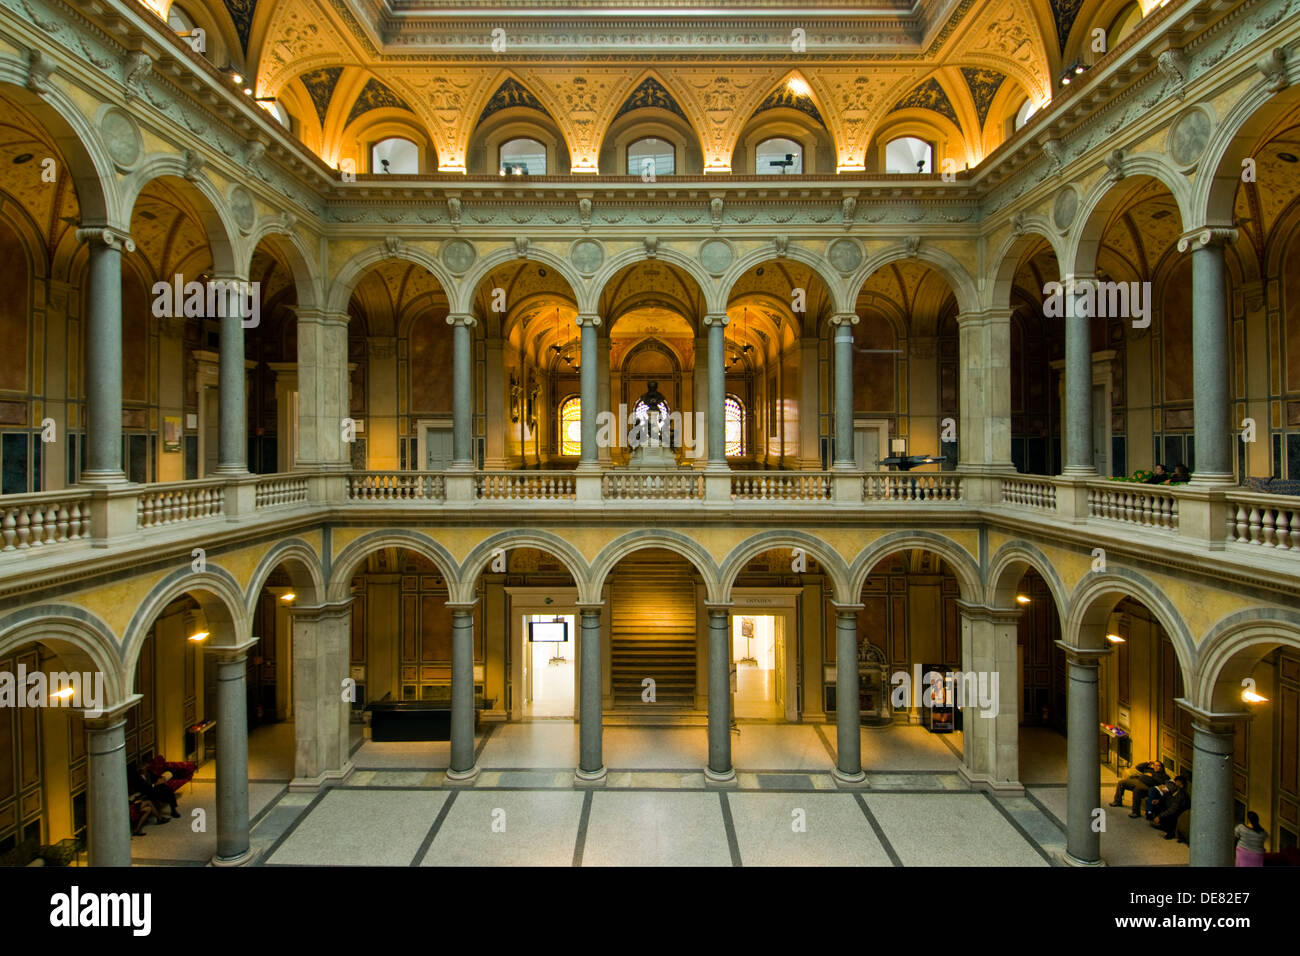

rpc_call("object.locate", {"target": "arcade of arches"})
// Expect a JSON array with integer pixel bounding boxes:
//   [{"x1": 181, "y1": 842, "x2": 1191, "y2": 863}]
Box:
[{"x1": 2, "y1": 0, "x2": 1300, "y2": 870}]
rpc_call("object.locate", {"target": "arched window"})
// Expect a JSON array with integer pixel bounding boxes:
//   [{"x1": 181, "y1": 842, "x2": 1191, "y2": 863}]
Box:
[
  {"x1": 500, "y1": 137, "x2": 546, "y2": 175},
  {"x1": 372, "y1": 137, "x2": 418, "y2": 174},
  {"x1": 755, "y1": 137, "x2": 802, "y2": 174},
  {"x1": 725, "y1": 395, "x2": 746, "y2": 457},
  {"x1": 1014, "y1": 99, "x2": 1038, "y2": 131},
  {"x1": 627, "y1": 137, "x2": 675, "y2": 177},
  {"x1": 559, "y1": 395, "x2": 582, "y2": 456},
  {"x1": 1107, "y1": 2, "x2": 1143, "y2": 50},
  {"x1": 167, "y1": 5, "x2": 208, "y2": 59},
  {"x1": 885, "y1": 137, "x2": 933, "y2": 174}
]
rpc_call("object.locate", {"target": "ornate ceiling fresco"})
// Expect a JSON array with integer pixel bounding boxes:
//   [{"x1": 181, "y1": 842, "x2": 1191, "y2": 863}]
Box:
[{"x1": 158, "y1": 0, "x2": 1122, "y2": 172}]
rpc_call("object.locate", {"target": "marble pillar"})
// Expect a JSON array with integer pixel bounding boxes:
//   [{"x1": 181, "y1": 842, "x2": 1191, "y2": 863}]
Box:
[
  {"x1": 77, "y1": 227, "x2": 134, "y2": 482},
  {"x1": 831, "y1": 313, "x2": 858, "y2": 468},
  {"x1": 705, "y1": 605, "x2": 734, "y2": 782},
  {"x1": 957, "y1": 311, "x2": 1014, "y2": 471},
  {"x1": 84, "y1": 697, "x2": 140, "y2": 866},
  {"x1": 295, "y1": 309, "x2": 351, "y2": 470},
  {"x1": 208, "y1": 638, "x2": 258, "y2": 865},
  {"x1": 704, "y1": 314, "x2": 728, "y2": 467},
  {"x1": 446, "y1": 603, "x2": 479, "y2": 780},
  {"x1": 448, "y1": 313, "x2": 476, "y2": 467},
  {"x1": 1180, "y1": 705, "x2": 1246, "y2": 867},
  {"x1": 833, "y1": 603, "x2": 865, "y2": 782},
  {"x1": 577, "y1": 605, "x2": 605, "y2": 780},
  {"x1": 213, "y1": 277, "x2": 249, "y2": 474},
  {"x1": 1063, "y1": 277, "x2": 1096, "y2": 476},
  {"x1": 578, "y1": 314, "x2": 600, "y2": 467},
  {"x1": 1179, "y1": 229, "x2": 1238, "y2": 483},
  {"x1": 1060, "y1": 643, "x2": 1110, "y2": 864}
]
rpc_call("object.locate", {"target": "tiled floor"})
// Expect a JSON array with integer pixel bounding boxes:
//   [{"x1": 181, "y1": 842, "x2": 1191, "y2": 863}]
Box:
[{"x1": 136, "y1": 719, "x2": 1189, "y2": 867}]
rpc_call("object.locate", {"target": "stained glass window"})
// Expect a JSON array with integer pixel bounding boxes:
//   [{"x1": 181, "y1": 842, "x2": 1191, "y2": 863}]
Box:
[
  {"x1": 560, "y1": 395, "x2": 582, "y2": 456},
  {"x1": 725, "y1": 395, "x2": 746, "y2": 457}
]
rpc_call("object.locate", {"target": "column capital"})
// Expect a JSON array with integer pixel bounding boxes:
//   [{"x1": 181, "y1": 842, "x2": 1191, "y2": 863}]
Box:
[
  {"x1": 1054, "y1": 640, "x2": 1112, "y2": 665},
  {"x1": 445, "y1": 600, "x2": 478, "y2": 612},
  {"x1": 702, "y1": 312, "x2": 729, "y2": 327},
  {"x1": 294, "y1": 307, "x2": 350, "y2": 327},
  {"x1": 575, "y1": 313, "x2": 602, "y2": 328},
  {"x1": 829, "y1": 312, "x2": 859, "y2": 327},
  {"x1": 82, "y1": 693, "x2": 143, "y2": 727},
  {"x1": 704, "y1": 602, "x2": 732, "y2": 613},
  {"x1": 1175, "y1": 698, "x2": 1252, "y2": 733},
  {"x1": 446, "y1": 312, "x2": 478, "y2": 328},
  {"x1": 75, "y1": 225, "x2": 134, "y2": 252},
  {"x1": 956, "y1": 309, "x2": 1013, "y2": 327},
  {"x1": 1177, "y1": 226, "x2": 1238, "y2": 252},
  {"x1": 204, "y1": 637, "x2": 260, "y2": 663},
  {"x1": 576, "y1": 602, "x2": 605, "y2": 613},
  {"x1": 830, "y1": 602, "x2": 864, "y2": 614},
  {"x1": 956, "y1": 599, "x2": 1022, "y2": 623},
  {"x1": 290, "y1": 597, "x2": 355, "y2": 621}
]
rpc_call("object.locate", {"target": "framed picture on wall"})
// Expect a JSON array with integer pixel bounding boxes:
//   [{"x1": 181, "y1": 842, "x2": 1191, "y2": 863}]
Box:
[{"x1": 163, "y1": 416, "x2": 182, "y2": 453}]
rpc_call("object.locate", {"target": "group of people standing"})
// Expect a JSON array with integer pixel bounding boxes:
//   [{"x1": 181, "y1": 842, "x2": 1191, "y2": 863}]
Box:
[{"x1": 1111, "y1": 758, "x2": 1270, "y2": 864}]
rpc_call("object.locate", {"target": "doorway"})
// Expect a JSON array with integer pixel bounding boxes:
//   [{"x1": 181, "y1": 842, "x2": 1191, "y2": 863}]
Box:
[
  {"x1": 732, "y1": 614, "x2": 784, "y2": 720},
  {"x1": 522, "y1": 613, "x2": 575, "y2": 718}
]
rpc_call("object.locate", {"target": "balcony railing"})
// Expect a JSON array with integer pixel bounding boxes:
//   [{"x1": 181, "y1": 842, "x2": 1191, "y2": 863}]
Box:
[
  {"x1": 864, "y1": 473, "x2": 964, "y2": 502},
  {"x1": 1227, "y1": 491, "x2": 1299, "y2": 551},
  {"x1": 732, "y1": 472, "x2": 831, "y2": 501},
  {"x1": 1, "y1": 489, "x2": 93, "y2": 551},
  {"x1": 137, "y1": 480, "x2": 226, "y2": 529},
  {"x1": 604, "y1": 471, "x2": 704, "y2": 500},
  {"x1": 348, "y1": 471, "x2": 445, "y2": 501},
  {"x1": 477, "y1": 471, "x2": 576, "y2": 500},
  {"x1": 1086, "y1": 482, "x2": 1179, "y2": 532}
]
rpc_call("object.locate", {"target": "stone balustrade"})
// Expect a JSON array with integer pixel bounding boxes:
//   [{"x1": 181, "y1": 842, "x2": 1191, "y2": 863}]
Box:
[
  {"x1": 731, "y1": 472, "x2": 832, "y2": 501},
  {"x1": 1227, "y1": 491, "x2": 1299, "y2": 551},
  {"x1": 1086, "y1": 482, "x2": 1179, "y2": 532},
  {"x1": 0, "y1": 490, "x2": 93, "y2": 551}
]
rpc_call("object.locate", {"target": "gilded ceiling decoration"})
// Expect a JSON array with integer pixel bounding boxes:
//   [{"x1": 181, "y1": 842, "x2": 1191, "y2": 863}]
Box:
[
  {"x1": 220, "y1": 0, "x2": 256, "y2": 54},
  {"x1": 1048, "y1": 0, "x2": 1086, "y2": 55},
  {"x1": 753, "y1": 85, "x2": 826, "y2": 129},
  {"x1": 890, "y1": 77, "x2": 960, "y2": 127},
  {"x1": 346, "y1": 77, "x2": 412, "y2": 127},
  {"x1": 477, "y1": 77, "x2": 551, "y2": 126},
  {"x1": 299, "y1": 66, "x2": 343, "y2": 126},
  {"x1": 613, "y1": 77, "x2": 688, "y2": 123},
  {"x1": 960, "y1": 67, "x2": 1006, "y2": 127}
]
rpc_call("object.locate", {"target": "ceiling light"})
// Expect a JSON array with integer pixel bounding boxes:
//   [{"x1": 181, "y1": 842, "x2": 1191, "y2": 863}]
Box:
[
  {"x1": 188, "y1": 631, "x2": 209, "y2": 642},
  {"x1": 1106, "y1": 633, "x2": 1125, "y2": 644},
  {"x1": 280, "y1": 592, "x2": 296, "y2": 603},
  {"x1": 1016, "y1": 594, "x2": 1031, "y2": 605},
  {"x1": 786, "y1": 77, "x2": 811, "y2": 97},
  {"x1": 51, "y1": 687, "x2": 75, "y2": 700},
  {"x1": 1242, "y1": 688, "x2": 1268, "y2": 703}
]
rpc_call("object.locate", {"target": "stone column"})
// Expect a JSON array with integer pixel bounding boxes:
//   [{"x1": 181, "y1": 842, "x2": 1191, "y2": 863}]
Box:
[
  {"x1": 1178, "y1": 228, "x2": 1238, "y2": 483},
  {"x1": 208, "y1": 638, "x2": 258, "y2": 865},
  {"x1": 446, "y1": 602, "x2": 479, "y2": 780},
  {"x1": 1178, "y1": 703, "x2": 1247, "y2": 867},
  {"x1": 957, "y1": 311, "x2": 1014, "y2": 472},
  {"x1": 482, "y1": 339, "x2": 506, "y2": 469},
  {"x1": 212, "y1": 276, "x2": 250, "y2": 474},
  {"x1": 703, "y1": 313, "x2": 729, "y2": 468},
  {"x1": 577, "y1": 314, "x2": 601, "y2": 468},
  {"x1": 447, "y1": 313, "x2": 477, "y2": 468},
  {"x1": 597, "y1": 332, "x2": 613, "y2": 465},
  {"x1": 830, "y1": 313, "x2": 859, "y2": 468},
  {"x1": 705, "y1": 604, "x2": 734, "y2": 782},
  {"x1": 577, "y1": 604, "x2": 605, "y2": 780},
  {"x1": 1059, "y1": 642, "x2": 1110, "y2": 865},
  {"x1": 76, "y1": 227, "x2": 134, "y2": 482},
  {"x1": 290, "y1": 600, "x2": 354, "y2": 789},
  {"x1": 1063, "y1": 277, "x2": 1096, "y2": 476},
  {"x1": 832, "y1": 603, "x2": 866, "y2": 782},
  {"x1": 798, "y1": 336, "x2": 821, "y2": 468},
  {"x1": 957, "y1": 601, "x2": 1022, "y2": 792},
  {"x1": 84, "y1": 696, "x2": 140, "y2": 866},
  {"x1": 295, "y1": 309, "x2": 351, "y2": 470}
]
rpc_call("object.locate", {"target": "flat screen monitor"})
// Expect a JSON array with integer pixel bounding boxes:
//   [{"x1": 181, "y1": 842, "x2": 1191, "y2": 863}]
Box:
[{"x1": 528, "y1": 619, "x2": 569, "y2": 643}]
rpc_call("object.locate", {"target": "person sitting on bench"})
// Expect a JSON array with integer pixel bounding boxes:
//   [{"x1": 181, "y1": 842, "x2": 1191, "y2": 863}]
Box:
[
  {"x1": 1150, "y1": 774, "x2": 1190, "y2": 840},
  {"x1": 1111, "y1": 760, "x2": 1169, "y2": 817}
]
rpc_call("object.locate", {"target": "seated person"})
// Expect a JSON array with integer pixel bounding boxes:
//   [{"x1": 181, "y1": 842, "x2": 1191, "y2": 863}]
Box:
[
  {"x1": 130, "y1": 793, "x2": 170, "y2": 835},
  {"x1": 1168, "y1": 463, "x2": 1191, "y2": 484},
  {"x1": 1145, "y1": 779, "x2": 1177, "y2": 820},
  {"x1": 1111, "y1": 759, "x2": 1169, "y2": 817},
  {"x1": 1144, "y1": 464, "x2": 1170, "y2": 484},
  {"x1": 1150, "y1": 775, "x2": 1190, "y2": 840},
  {"x1": 128, "y1": 760, "x2": 181, "y2": 819}
]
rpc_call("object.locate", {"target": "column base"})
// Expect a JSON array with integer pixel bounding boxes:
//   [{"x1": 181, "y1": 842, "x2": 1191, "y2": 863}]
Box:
[
  {"x1": 704, "y1": 765, "x2": 737, "y2": 786},
  {"x1": 574, "y1": 766, "x2": 607, "y2": 786},
  {"x1": 1061, "y1": 466, "x2": 1098, "y2": 478},
  {"x1": 1061, "y1": 849, "x2": 1106, "y2": 867},
  {"x1": 444, "y1": 764, "x2": 480, "y2": 785},
  {"x1": 77, "y1": 470, "x2": 129, "y2": 485},
  {"x1": 289, "y1": 761, "x2": 355, "y2": 792},
  {"x1": 957, "y1": 766, "x2": 1025, "y2": 796},
  {"x1": 832, "y1": 766, "x2": 867, "y2": 786},
  {"x1": 211, "y1": 848, "x2": 255, "y2": 867}
]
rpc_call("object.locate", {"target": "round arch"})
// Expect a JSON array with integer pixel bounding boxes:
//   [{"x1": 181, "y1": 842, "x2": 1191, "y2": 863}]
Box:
[
  {"x1": 327, "y1": 529, "x2": 461, "y2": 604},
  {"x1": 847, "y1": 531, "x2": 982, "y2": 602},
  {"x1": 244, "y1": 220, "x2": 321, "y2": 311},
  {"x1": 457, "y1": 530, "x2": 592, "y2": 604},
  {"x1": 244, "y1": 538, "x2": 326, "y2": 613},
  {"x1": 586, "y1": 245, "x2": 719, "y2": 316},
  {"x1": 589, "y1": 530, "x2": 722, "y2": 604},
  {"x1": 120, "y1": 159, "x2": 240, "y2": 275},
  {"x1": 1064, "y1": 569, "x2": 1195, "y2": 681},
  {"x1": 1191, "y1": 606, "x2": 1300, "y2": 713},
  {"x1": 0, "y1": 69, "x2": 117, "y2": 226},
  {"x1": 718, "y1": 531, "x2": 852, "y2": 604},
  {"x1": 986, "y1": 540, "x2": 1070, "y2": 624},
  {"x1": 1066, "y1": 163, "x2": 1191, "y2": 276},
  {"x1": 847, "y1": 243, "x2": 980, "y2": 316},
  {"x1": 326, "y1": 244, "x2": 459, "y2": 316},
  {"x1": 455, "y1": 244, "x2": 587, "y2": 317},
  {"x1": 987, "y1": 224, "x2": 1066, "y2": 311},
  {"x1": 0, "y1": 606, "x2": 128, "y2": 709},
  {"x1": 1194, "y1": 72, "x2": 1300, "y2": 229},
  {"x1": 121, "y1": 566, "x2": 250, "y2": 676},
  {"x1": 719, "y1": 247, "x2": 850, "y2": 318}
]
